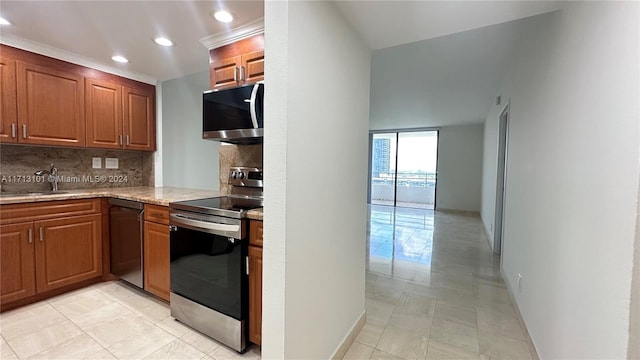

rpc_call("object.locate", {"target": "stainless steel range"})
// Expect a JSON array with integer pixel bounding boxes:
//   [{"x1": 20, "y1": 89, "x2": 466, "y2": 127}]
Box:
[{"x1": 169, "y1": 167, "x2": 263, "y2": 352}]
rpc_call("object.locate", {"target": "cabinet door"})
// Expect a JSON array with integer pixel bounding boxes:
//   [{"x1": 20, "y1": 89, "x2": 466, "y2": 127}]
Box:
[
  {"x1": 123, "y1": 86, "x2": 155, "y2": 151},
  {"x1": 143, "y1": 221, "x2": 170, "y2": 301},
  {"x1": 248, "y1": 245, "x2": 262, "y2": 345},
  {"x1": 249, "y1": 220, "x2": 263, "y2": 247},
  {"x1": 86, "y1": 78, "x2": 123, "y2": 149},
  {"x1": 0, "y1": 223, "x2": 36, "y2": 304},
  {"x1": 16, "y1": 61, "x2": 85, "y2": 147},
  {"x1": 241, "y1": 50, "x2": 264, "y2": 85},
  {"x1": 34, "y1": 214, "x2": 102, "y2": 293},
  {"x1": 0, "y1": 56, "x2": 18, "y2": 143},
  {"x1": 210, "y1": 56, "x2": 240, "y2": 89}
]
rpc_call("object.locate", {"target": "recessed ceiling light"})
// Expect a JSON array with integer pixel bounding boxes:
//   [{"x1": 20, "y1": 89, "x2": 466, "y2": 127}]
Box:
[
  {"x1": 111, "y1": 55, "x2": 129, "y2": 63},
  {"x1": 0, "y1": 17, "x2": 10, "y2": 25},
  {"x1": 213, "y1": 10, "x2": 233, "y2": 23},
  {"x1": 154, "y1": 37, "x2": 174, "y2": 47}
]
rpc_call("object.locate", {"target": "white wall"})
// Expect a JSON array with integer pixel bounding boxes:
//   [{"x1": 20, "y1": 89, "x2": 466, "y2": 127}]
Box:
[
  {"x1": 161, "y1": 70, "x2": 220, "y2": 190},
  {"x1": 631, "y1": 184, "x2": 640, "y2": 358},
  {"x1": 436, "y1": 125, "x2": 483, "y2": 212},
  {"x1": 368, "y1": 19, "x2": 522, "y2": 130},
  {"x1": 481, "y1": 3, "x2": 639, "y2": 358},
  {"x1": 263, "y1": 1, "x2": 371, "y2": 358},
  {"x1": 154, "y1": 82, "x2": 163, "y2": 186}
]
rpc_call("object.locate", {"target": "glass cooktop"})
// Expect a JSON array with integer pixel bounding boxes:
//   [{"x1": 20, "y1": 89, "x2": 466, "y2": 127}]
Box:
[{"x1": 170, "y1": 196, "x2": 263, "y2": 219}]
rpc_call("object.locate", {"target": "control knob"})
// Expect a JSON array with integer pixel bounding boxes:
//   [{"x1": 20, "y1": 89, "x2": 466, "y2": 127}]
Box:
[{"x1": 237, "y1": 172, "x2": 245, "y2": 179}]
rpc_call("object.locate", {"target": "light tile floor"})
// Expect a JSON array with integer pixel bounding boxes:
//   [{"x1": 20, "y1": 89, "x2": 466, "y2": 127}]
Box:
[
  {"x1": 1, "y1": 205, "x2": 534, "y2": 360},
  {"x1": 0, "y1": 282, "x2": 261, "y2": 360},
  {"x1": 344, "y1": 205, "x2": 537, "y2": 360}
]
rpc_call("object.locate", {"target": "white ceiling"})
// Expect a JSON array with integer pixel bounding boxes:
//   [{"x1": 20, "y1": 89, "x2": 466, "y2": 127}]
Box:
[
  {"x1": 369, "y1": 15, "x2": 548, "y2": 129},
  {"x1": 0, "y1": 0, "x2": 561, "y2": 111},
  {"x1": 0, "y1": 1, "x2": 264, "y2": 82},
  {"x1": 334, "y1": 1, "x2": 562, "y2": 50}
]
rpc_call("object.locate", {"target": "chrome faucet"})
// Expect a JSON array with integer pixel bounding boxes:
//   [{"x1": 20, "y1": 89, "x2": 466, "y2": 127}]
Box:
[{"x1": 34, "y1": 164, "x2": 59, "y2": 192}]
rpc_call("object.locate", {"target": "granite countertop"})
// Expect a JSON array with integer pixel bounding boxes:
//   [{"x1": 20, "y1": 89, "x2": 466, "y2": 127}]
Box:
[
  {"x1": 246, "y1": 208, "x2": 263, "y2": 221},
  {"x1": 0, "y1": 186, "x2": 223, "y2": 206}
]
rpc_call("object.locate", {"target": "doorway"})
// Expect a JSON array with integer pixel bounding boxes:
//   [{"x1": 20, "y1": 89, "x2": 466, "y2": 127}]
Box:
[
  {"x1": 494, "y1": 106, "x2": 509, "y2": 254},
  {"x1": 369, "y1": 130, "x2": 439, "y2": 209}
]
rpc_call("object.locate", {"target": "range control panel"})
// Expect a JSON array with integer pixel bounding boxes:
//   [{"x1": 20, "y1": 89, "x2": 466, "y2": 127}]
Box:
[{"x1": 229, "y1": 167, "x2": 263, "y2": 188}]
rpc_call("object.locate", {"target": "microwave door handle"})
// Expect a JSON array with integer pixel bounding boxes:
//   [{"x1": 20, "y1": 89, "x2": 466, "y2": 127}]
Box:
[{"x1": 249, "y1": 83, "x2": 260, "y2": 129}]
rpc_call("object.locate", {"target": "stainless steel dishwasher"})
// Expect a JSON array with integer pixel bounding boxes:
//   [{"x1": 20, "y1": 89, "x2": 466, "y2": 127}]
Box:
[{"x1": 109, "y1": 198, "x2": 144, "y2": 289}]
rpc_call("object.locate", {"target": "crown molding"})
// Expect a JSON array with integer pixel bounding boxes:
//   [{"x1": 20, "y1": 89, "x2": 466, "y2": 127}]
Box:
[
  {"x1": 200, "y1": 17, "x2": 264, "y2": 50},
  {"x1": 0, "y1": 33, "x2": 158, "y2": 85}
]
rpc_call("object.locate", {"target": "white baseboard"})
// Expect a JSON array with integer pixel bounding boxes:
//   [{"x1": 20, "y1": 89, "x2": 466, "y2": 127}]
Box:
[
  {"x1": 436, "y1": 208, "x2": 481, "y2": 217},
  {"x1": 330, "y1": 311, "x2": 366, "y2": 360},
  {"x1": 500, "y1": 268, "x2": 540, "y2": 360}
]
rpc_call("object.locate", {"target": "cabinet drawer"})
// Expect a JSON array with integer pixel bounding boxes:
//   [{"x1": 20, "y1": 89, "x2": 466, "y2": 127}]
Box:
[
  {"x1": 144, "y1": 204, "x2": 169, "y2": 225},
  {"x1": 0, "y1": 198, "x2": 101, "y2": 225},
  {"x1": 249, "y1": 220, "x2": 263, "y2": 247}
]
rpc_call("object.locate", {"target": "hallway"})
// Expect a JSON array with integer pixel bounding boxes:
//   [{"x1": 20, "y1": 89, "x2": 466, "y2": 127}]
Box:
[{"x1": 344, "y1": 206, "x2": 536, "y2": 359}]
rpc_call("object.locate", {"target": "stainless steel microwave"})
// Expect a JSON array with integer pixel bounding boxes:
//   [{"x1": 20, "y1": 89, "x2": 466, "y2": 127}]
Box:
[{"x1": 202, "y1": 82, "x2": 264, "y2": 144}]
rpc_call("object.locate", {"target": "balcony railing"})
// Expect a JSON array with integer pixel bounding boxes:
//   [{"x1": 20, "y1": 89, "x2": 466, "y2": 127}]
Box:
[{"x1": 371, "y1": 173, "x2": 435, "y2": 207}]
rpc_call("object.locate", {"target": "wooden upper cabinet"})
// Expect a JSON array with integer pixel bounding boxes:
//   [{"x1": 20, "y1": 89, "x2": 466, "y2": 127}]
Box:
[
  {"x1": 241, "y1": 50, "x2": 264, "y2": 84},
  {"x1": 0, "y1": 222, "x2": 36, "y2": 304},
  {"x1": 34, "y1": 214, "x2": 102, "y2": 293},
  {"x1": 16, "y1": 61, "x2": 85, "y2": 147},
  {"x1": 210, "y1": 56, "x2": 241, "y2": 90},
  {"x1": 209, "y1": 34, "x2": 264, "y2": 89},
  {"x1": 123, "y1": 86, "x2": 155, "y2": 151},
  {"x1": 0, "y1": 56, "x2": 18, "y2": 143},
  {"x1": 0, "y1": 45, "x2": 157, "y2": 151},
  {"x1": 86, "y1": 78, "x2": 123, "y2": 149},
  {"x1": 209, "y1": 51, "x2": 264, "y2": 89}
]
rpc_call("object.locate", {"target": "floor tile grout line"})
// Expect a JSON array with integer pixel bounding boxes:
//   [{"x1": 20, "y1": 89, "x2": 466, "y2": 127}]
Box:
[
  {"x1": 11, "y1": 300, "x2": 86, "y2": 360},
  {"x1": 44, "y1": 285, "x2": 121, "y2": 360},
  {"x1": 0, "y1": 332, "x2": 19, "y2": 360}
]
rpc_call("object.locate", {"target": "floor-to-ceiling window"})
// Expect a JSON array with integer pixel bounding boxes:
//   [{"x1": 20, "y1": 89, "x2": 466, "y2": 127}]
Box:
[{"x1": 370, "y1": 130, "x2": 439, "y2": 209}]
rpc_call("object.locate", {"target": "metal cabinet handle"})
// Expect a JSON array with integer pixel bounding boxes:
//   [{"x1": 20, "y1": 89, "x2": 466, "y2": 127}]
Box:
[
  {"x1": 245, "y1": 256, "x2": 249, "y2": 275},
  {"x1": 39, "y1": 227, "x2": 43, "y2": 242},
  {"x1": 119, "y1": 134, "x2": 123, "y2": 146},
  {"x1": 233, "y1": 66, "x2": 238, "y2": 82},
  {"x1": 126, "y1": 135, "x2": 130, "y2": 146},
  {"x1": 28, "y1": 228, "x2": 33, "y2": 243},
  {"x1": 240, "y1": 66, "x2": 245, "y2": 81},
  {"x1": 22, "y1": 124, "x2": 27, "y2": 139},
  {"x1": 11, "y1": 124, "x2": 16, "y2": 138}
]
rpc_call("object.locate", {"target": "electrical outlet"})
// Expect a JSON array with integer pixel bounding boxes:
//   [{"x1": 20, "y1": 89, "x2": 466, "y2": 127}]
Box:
[
  {"x1": 92, "y1": 157, "x2": 102, "y2": 169},
  {"x1": 105, "y1": 158, "x2": 119, "y2": 169},
  {"x1": 517, "y1": 274, "x2": 522, "y2": 292}
]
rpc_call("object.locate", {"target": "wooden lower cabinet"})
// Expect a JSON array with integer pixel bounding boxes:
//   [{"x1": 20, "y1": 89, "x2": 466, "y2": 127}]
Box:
[
  {"x1": 0, "y1": 199, "x2": 103, "y2": 308},
  {"x1": 35, "y1": 214, "x2": 102, "y2": 293},
  {"x1": 0, "y1": 223, "x2": 36, "y2": 304},
  {"x1": 248, "y1": 245, "x2": 263, "y2": 345},
  {"x1": 143, "y1": 214, "x2": 170, "y2": 301},
  {"x1": 248, "y1": 219, "x2": 263, "y2": 345}
]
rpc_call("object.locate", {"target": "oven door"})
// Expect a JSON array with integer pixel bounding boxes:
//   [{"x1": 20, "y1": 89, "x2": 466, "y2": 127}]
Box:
[{"x1": 169, "y1": 214, "x2": 247, "y2": 321}]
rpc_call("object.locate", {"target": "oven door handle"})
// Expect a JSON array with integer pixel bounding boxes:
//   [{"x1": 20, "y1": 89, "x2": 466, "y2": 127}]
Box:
[{"x1": 170, "y1": 214, "x2": 240, "y2": 234}]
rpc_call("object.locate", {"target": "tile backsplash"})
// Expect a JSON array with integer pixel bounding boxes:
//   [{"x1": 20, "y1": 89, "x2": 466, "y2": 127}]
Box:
[
  {"x1": 0, "y1": 145, "x2": 154, "y2": 193},
  {"x1": 219, "y1": 143, "x2": 263, "y2": 194}
]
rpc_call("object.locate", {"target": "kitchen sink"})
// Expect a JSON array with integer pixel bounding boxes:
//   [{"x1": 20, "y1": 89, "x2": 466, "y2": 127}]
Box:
[{"x1": 0, "y1": 191, "x2": 69, "y2": 198}]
